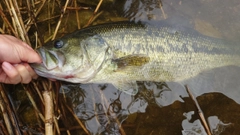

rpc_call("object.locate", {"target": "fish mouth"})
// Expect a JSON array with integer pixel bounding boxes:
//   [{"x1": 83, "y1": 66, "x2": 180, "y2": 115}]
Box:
[
  {"x1": 37, "y1": 48, "x2": 66, "y2": 70},
  {"x1": 31, "y1": 48, "x2": 72, "y2": 80},
  {"x1": 32, "y1": 67, "x2": 54, "y2": 78},
  {"x1": 31, "y1": 63, "x2": 75, "y2": 80}
]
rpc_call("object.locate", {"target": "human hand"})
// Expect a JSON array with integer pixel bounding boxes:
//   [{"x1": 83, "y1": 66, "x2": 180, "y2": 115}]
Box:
[{"x1": 0, "y1": 34, "x2": 42, "y2": 84}]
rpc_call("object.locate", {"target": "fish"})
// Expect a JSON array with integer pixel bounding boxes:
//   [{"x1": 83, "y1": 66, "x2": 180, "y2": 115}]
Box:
[{"x1": 31, "y1": 21, "x2": 240, "y2": 95}]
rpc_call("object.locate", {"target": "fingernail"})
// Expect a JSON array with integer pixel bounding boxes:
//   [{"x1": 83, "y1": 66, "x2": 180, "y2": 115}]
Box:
[{"x1": 2, "y1": 62, "x2": 13, "y2": 70}]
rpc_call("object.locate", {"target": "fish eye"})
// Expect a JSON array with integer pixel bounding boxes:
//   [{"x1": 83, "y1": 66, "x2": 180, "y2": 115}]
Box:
[{"x1": 54, "y1": 40, "x2": 64, "y2": 48}]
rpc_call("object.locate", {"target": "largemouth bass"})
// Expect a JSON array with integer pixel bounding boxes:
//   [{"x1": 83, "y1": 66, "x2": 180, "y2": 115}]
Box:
[{"x1": 31, "y1": 22, "x2": 240, "y2": 94}]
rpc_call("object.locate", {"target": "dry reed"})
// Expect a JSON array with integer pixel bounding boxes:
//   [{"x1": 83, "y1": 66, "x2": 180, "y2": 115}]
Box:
[{"x1": 0, "y1": 0, "x2": 103, "y2": 134}]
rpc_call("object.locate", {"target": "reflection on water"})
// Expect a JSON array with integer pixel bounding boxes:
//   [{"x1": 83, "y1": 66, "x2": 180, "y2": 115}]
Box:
[
  {"x1": 120, "y1": 0, "x2": 165, "y2": 21},
  {"x1": 181, "y1": 66, "x2": 240, "y2": 104},
  {"x1": 5, "y1": 0, "x2": 239, "y2": 134},
  {"x1": 50, "y1": 0, "x2": 240, "y2": 134},
  {"x1": 100, "y1": 0, "x2": 240, "y2": 134},
  {"x1": 181, "y1": 111, "x2": 231, "y2": 135},
  {"x1": 117, "y1": 0, "x2": 240, "y2": 41},
  {"x1": 61, "y1": 65, "x2": 239, "y2": 134}
]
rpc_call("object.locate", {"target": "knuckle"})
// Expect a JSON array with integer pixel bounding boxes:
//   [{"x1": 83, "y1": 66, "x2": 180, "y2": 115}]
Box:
[
  {"x1": 9, "y1": 74, "x2": 21, "y2": 84},
  {"x1": 22, "y1": 79, "x2": 31, "y2": 84},
  {"x1": 11, "y1": 79, "x2": 20, "y2": 84}
]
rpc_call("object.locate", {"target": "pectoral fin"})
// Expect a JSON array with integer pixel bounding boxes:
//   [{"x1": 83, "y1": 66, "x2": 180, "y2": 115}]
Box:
[
  {"x1": 112, "y1": 81, "x2": 138, "y2": 95},
  {"x1": 112, "y1": 55, "x2": 150, "y2": 70}
]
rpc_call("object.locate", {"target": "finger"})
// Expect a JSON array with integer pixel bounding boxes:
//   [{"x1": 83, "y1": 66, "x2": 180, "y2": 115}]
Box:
[
  {"x1": 2, "y1": 62, "x2": 21, "y2": 84},
  {"x1": 23, "y1": 63, "x2": 38, "y2": 79},
  {"x1": 15, "y1": 64, "x2": 32, "y2": 84},
  {"x1": 15, "y1": 45, "x2": 42, "y2": 63},
  {"x1": 0, "y1": 35, "x2": 42, "y2": 64},
  {"x1": 0, "y1": 66, "x2": 8, "y2": 83}
]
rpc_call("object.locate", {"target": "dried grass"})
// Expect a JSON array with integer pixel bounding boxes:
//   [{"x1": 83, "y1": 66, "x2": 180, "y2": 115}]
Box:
[{"x1": 0, "y1": 0, "x2": 102, "y2": 134}]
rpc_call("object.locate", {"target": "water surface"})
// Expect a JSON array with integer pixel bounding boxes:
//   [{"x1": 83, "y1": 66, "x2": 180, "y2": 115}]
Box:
[{"x1": 8, "y1": 0, "x2": 240, "y2": 134}]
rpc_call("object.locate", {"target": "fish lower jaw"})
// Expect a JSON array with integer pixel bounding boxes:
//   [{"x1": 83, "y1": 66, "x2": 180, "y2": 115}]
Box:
[
  {"x1": 34, "y1": 69, "x2": 75, "y2": 81},
  {"x1": 47, "y1": 75, "x2": 76, "y2": 82}
]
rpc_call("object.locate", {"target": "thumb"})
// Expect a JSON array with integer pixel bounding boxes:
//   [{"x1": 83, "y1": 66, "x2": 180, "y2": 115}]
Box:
[{"x1": 17, "y1": 45, "x2": 42, "y2": 63}]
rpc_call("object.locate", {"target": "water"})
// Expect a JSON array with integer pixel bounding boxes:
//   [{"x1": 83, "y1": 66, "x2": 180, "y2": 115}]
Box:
[
  {"x1": 6, "y1": 0, "x2": 240, "y2": 134},
  {"x1": 116, "y1": 0, "x2": 240, "y2": 41},
  {"x1": 58, "y1": 0, "x2": 240, "y2": 134},
  {"x1": 60, "y1": 79, "x2": 237, "y2": 134}
]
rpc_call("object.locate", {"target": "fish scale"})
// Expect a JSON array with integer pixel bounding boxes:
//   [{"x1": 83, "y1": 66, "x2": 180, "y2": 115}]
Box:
[
  {"x1": 31, "y1": 22, "x2": 240, "y2": 94},
  {"x1": 88, "y1": 23, "x2": 239, "y2": 81}
]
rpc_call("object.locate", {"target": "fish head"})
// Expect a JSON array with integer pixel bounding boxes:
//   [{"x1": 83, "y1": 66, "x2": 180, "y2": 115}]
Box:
[{"x1": 31, "y1": 32, "x2": 110, "y2": 83}]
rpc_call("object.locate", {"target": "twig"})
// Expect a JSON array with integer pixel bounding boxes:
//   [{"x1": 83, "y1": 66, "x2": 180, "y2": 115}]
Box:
[
  {"x1": 84, "y1": 0, "x2": 103, "y2": 27},
  {"x1": 64, "y1": 102, "x2": 90, "y2": 134},
  {"x1": 8, "y1": 0, "x2": 23, "y2": 38},
  {"x1": 26, "y1": 0, "x2": 47, "y2": 31},
  {"x1": 34, "y1": 32, "x2": 42, "y2": 49},
  {"x1": 36, "y1": 15, "x2": 60, "y2": 23},
  {"x1": 74, "y1": 0, "x2": 81, "y2": 29},
  {"x1": 48, "y1": 0, "x2": 51, "y2": 36},
  {"x1": 58, "y1": 100, "x2": 71, "y2": 134},
  {"x1": 23, "y1": 85, "x2": 45, "y2": 121},
  {"x1": 42, "y1": 80, "x2": 61, "y2": 135},
  {"x1": 52, "y1": 0, "x2": 70, "y2": 40},
  {"x1": 185, "y1": 85, "x2": 212, "y2": 135},
  {"x1": 25, "y1": 0, "x2": 43, "y2": 46},
  {"x1": 32, "y1": 82, "x2": 44, "y2": 105},
  {"x1": 0, "y1": 120, "x2": 9, "y2": 135},
  {"x1": 66, "y1": 6, "x2": 91, "y2": 10},
  {"x1": 0, "y1": 28, "x2": 4, "y2": 34},
  {"x1": 94, "y1": 0, "x2": 103, "y2": 15},
  {"x1": 43, "y1": 90, "x2": 53, "y2": 135},
  {"x1": 0, "y1": 3, "x2": 18, "y2": 36},
  {"x1": 158, "y1": 0, "x2": 167, "y2": 19},
  {"x1": 84, "y1": 11, "x2": 103, "y2": 28},
  {"x1": 10, "y1": 0, "x2": 31, "y2": 45},
  {"x1": 4, "y1": 0, "x2": 18, "y2": 37},
  {"x1": 51, "y1": 82, "x2": 61, "y2": 135},
  {"x1": 0, "y1": 90, "x2": 13, "y2": 135},
  {"x1": 53, "y1": 115, "x2": 60, "y2": 135},
  {"x1": 0, "y1": 84, "x2": 21, "y2": 135},
  {"x1": 99, "y1": 90, "x2": 126, "y2": 135},
  {"x1": 52, "y1": 82, "x2": 60, "y2": 113}
]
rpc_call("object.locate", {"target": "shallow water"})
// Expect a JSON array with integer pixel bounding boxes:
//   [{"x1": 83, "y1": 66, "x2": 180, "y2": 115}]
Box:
[
  {"x1": 116, "y1": 0, "x2": 240, "y2": 41},
  {"x1": 61, "y1": 75, "x2": 239, "y2": 134},
  {"x1": 58, "y1": 0, "x2": 240, "y2": 134},
  {"x1": 6, "y1": 0, "x2": 240, "y2": 134}
]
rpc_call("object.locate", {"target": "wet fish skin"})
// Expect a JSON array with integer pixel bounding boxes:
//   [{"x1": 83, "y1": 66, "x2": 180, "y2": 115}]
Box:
[{"x1": 31, "y1": 22, "x2": 240, "y2": 94}]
